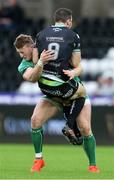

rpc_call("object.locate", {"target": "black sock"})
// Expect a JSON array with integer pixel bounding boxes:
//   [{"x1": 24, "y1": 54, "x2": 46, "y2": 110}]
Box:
[{"x1": 63, "y1": 97, "x2": 85, "y2": 129}]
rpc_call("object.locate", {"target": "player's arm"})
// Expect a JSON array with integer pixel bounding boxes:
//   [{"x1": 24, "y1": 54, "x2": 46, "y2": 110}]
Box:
[
  {"x1": 63, "y1": 52, "x2": 83, "y2": 79},
  {"x1": 70, "y1": 52, "x2": 86, "y2": 98},
  {"x1": 63, "y1": 33, "x2": 83, "y2": 79},
  {"x1": 32, "y1": 47, "x2": 39, "y2": 64},
  {"x1": 23, "y1": 50, "x2": 54, "y2": 82},
  {"x1": 70, "y1": 51, "x2": 83, "y2": 75}
]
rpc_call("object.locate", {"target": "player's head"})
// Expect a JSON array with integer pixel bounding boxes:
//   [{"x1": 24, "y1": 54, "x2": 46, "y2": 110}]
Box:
[
  {"x1": 14, "y1": 34, "x2": 34, "y2": 60},
  {"x1": 54, "y1": 8, "x2": 72, "y2": 29}
]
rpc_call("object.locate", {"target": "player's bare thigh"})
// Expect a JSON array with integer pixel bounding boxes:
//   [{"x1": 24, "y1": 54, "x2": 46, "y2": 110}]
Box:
[
  {"x1": 31, "y1": 98, "x2": 59, "y2": 128},
  {"x1": 77, "y1": 101, "x2": 92, "y2": 136},
  {"x1": 70, "y1": 83, "x2": 86, "y2": 100}
]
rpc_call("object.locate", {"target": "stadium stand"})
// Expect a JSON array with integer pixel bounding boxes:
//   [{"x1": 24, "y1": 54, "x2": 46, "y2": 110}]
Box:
[{"x1": 0, "y1": 18, "x2": 114, "y2": 93}]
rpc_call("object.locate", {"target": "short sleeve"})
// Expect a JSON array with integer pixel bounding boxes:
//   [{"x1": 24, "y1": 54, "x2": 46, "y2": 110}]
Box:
[
  {"x1": 18, "y1": 64, "x2": 28, "y2": 75},
  {"x1": 73, "y1": 33, "x2": 81, "y2": 52},
  {"x1": 18, "y1": 60, "x2": 34, "y2": 75}
]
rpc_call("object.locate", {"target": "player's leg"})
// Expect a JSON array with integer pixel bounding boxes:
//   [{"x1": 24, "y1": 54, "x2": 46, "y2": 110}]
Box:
[
  {"x1": 76, "y1": 99, "x2": 100, "y2": 172},
  {"x1": 70, "y1": 82, "x2": 86, "y2": 100},
  {"x1": 62, "y1": 97, "x2": 85, "y2": 145},
  {"x1": 61, "y1": 78, "x2": 86, "y2": 144},
  {"x1": 31, "y1": 98, "x2": 59, "y2": 172}
]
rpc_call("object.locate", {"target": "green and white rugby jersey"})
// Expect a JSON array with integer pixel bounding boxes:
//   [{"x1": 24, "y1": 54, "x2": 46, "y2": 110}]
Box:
[{"x1": 18, "y1": 59, "x2": 34, "y2": 75}]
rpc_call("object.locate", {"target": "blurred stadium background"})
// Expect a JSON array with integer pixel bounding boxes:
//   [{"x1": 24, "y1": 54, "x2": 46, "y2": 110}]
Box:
[{"x1": 0, "y1": 0, "x2": 114, "y2": 145}]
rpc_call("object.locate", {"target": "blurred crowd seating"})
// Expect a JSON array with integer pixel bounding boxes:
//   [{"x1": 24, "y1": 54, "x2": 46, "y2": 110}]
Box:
[
  {"x1": 75, "y1": 18, "x2": 114, "y2": 59},
  {"x1": 0, "y1": 17, "x2": 114, "y2": 94}
]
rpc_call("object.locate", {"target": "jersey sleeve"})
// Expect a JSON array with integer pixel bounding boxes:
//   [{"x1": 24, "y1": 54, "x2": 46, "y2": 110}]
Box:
[
  {"x1": 18, "y1": 60, "x2": 34, "y2": 75},
  {"x1": 73, "y1": 33, "x2": 81, "y2": 52}
]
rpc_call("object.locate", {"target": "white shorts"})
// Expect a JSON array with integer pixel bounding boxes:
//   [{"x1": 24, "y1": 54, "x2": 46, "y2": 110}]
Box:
[{"x1": 84, "y1": 97, "x2": 91, "y2": 105}]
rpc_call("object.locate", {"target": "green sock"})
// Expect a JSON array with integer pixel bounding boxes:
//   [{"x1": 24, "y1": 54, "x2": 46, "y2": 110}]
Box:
[
  {"x1": 31, "y1": 128, "x2": 43, "y2": 155},
  {"x1": 83, "y1": 134, "x2": 96, "y2": 166}
]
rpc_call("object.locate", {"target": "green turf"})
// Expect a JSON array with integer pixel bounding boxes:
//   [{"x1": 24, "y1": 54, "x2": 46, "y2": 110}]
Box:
[{"x1": 0, "y1": 144, "x2": 114, "y2": 179}]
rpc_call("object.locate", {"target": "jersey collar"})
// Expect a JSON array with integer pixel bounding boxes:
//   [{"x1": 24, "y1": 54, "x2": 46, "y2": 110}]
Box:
[{"x1": 52, "y1": 22, "x2": 66, "y2": 27}]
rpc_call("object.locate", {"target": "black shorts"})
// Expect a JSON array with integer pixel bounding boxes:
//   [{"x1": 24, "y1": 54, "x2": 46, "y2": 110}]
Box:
[{"x1": 39, "y1": 79, "x2": 79, "y2": 99}]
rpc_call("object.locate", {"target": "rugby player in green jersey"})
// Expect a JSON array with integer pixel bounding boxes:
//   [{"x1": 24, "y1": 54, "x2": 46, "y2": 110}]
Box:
[
  {"x1": 14, "y1": 34, "x2": 86, "y2": 172},
  {"x1": 14, "y1": 8, "x2": 100, "y2": 173}
]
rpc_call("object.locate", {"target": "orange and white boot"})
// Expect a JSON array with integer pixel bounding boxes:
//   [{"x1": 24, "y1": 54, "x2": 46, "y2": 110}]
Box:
[
  {"x1": 88, "y1": 165, "x2": 100, "y2": 173},
  {"x1": 31, "y1": 159, "x2": 45, "y2": 172}
]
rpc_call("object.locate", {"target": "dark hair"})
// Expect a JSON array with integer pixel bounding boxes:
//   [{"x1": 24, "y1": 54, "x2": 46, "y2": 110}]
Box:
[
  {"x1": 54, "y1": 8, "x2": 72, "y2": 23},
  {"x1": 14, "y1": 34, "x2": 34, "y2": 49}
]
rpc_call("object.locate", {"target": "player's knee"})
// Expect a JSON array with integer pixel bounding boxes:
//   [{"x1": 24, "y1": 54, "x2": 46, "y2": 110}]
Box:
[
  {"x1": 79, "y1": 125, "x2": 91, "y2": 136},
  {"x1": 31, "y1": 114, "x2": 42, "y2": 128}
]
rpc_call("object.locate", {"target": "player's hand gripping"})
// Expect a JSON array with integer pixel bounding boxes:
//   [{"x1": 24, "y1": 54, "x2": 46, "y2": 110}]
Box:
[
  {"x1": 40, "y1": 49, "x2": 54, "y2": 65},
  {"x1": 33, "y1": 48, "x2": 54, "y2": 65},
  {"x1": 63, "y1": 69, "x2": 76, "y2": 80}
]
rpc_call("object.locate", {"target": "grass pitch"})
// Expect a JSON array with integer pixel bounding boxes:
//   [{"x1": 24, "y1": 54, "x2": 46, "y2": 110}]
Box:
[{"x1": 0, "y1": 144, "x2": 114, "y2": 179}]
